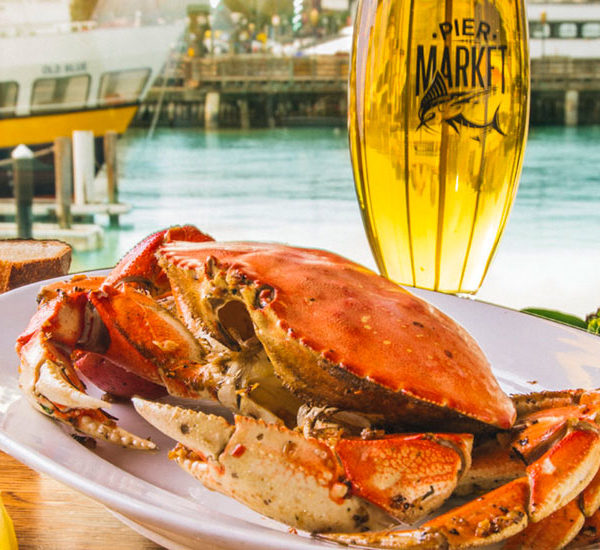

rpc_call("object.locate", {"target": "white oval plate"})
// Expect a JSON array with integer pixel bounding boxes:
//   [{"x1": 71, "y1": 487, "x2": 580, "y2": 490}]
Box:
[{"x1": 1, "y1": 274, "x2": 600, "y2": 549}]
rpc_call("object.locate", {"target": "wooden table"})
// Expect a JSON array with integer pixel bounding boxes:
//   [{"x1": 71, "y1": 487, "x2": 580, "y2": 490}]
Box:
[{"x1": 0, "y1": 450, "x2": 164, "y2": 549}]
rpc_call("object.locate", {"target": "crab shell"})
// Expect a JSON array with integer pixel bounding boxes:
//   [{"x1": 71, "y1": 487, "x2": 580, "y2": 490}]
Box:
[{"x1": 158, "y1": 241, "x2": 516, "y2": 432}]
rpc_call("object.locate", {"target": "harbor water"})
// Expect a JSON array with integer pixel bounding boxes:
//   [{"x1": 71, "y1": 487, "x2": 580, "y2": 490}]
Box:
[{"x1": 73, "y1": 125, "x2": 600, "y2": 319}]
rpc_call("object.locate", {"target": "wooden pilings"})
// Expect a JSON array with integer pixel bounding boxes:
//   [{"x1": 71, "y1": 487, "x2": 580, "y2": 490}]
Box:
[
  {"x1": 238, "y1": 99, "x2": 250, "y2": 130},
  {"x1": 54, "y1": 131, "x2": 118, "y2": 225},
  {"x1": 528, "y1": 89, "x2": 600, "y2": 126},
  {"x1": 565, "y1": 90, "x2": 579, "y2": 126},
  {"x1": 205, "y1": 92, "x2": 220, "y2": 130},
  {"x1": 103, "y1": 131, "x2": 119, "y2": 227},
  {"x1": 138, "y1": 89, "x2": 600, "y2": 128},
  {"x1": 11, "y1": 145, "x2": 34, "y2": 239},
  {"x1": 72, "y1": 130, "x2": 95, "y2": 205},
  {"x1": 9, "y1": 131, "x2": 123, "y2": 240},
  {"x1": 54, "y1": 136, "x2": 73, "y2": 229},
  {"x1": 265, "y1": 95, "x2": 275, "y2": 129}
]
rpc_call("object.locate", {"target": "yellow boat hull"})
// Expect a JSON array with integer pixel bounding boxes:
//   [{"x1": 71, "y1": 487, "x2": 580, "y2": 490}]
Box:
[{"x1": 0, "y1": 104, "x2": 138, "y2": 149}]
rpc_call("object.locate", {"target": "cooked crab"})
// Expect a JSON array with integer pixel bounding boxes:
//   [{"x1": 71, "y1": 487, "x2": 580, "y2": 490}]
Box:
[{"x1": 15, "y1": 226, "x2": 600, "y2": 548}]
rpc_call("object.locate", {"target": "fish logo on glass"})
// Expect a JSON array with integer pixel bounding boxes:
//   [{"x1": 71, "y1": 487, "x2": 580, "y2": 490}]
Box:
[{"x1": 417, "y1": 71, "x2": 505, "y2": 137}]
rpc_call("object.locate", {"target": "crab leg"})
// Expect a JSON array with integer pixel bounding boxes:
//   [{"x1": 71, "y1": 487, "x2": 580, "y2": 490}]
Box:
[
  {"x1": 501, "y1": 466, "x2": 600, "y2": 549},
  {"x1": 320, "y1": 423, "x2": 600, "y2": 548},
  {"x1": 503, "y1": 498, "x2": 585, "y2": 549},
  {"x1": 132, "y1": 398, "x2": 473, "y2": 533},
  {"x1": 324, "y1": 478, "x2": 532, "y2": 549},
  {"x1": 455, "y1": 392, "x2": 600, "y2": 497},
  {"x1": 455, "y1": 398, "x2": 600, "y2": 550}
]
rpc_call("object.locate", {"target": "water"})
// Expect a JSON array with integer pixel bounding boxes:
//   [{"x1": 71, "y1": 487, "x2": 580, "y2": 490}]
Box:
[
  {"x1": 482, "y1": 126, "x2": 600, "y2": 317},
  {"x1": 73, "y1": 125, "x2": 600, "y2": 318},
  {"x1": 73, "y1": 127, "x2": 366, "y2": 268}
]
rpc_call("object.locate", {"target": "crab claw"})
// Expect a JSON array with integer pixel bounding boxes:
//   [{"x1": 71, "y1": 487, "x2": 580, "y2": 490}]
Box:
[
  {"x1": 132, "y1": 397, "x2": 392, "y2": 532},
  {"x1": 16, "y1": 284, "x2": 157, "y2": 450},
  {"x1": 18, "y1": 329, "x2": 156, "y2": 450},
  {"x1": 15, "y1": 225, "x2": 216, "y2": 450},
  {"x1": 132, "y1": 398, "x2": 476, "y2": 533}
]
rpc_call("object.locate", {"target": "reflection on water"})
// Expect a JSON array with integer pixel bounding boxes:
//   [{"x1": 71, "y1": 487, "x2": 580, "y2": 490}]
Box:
[{"x1": 72, "y1": 126, "x2": 600, "y2": 316}]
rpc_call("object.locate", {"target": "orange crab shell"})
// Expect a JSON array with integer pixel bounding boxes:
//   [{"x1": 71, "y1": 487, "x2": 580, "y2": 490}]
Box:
[{"x1": 159, "y1": 241, "x2": 516, "y2": 432}]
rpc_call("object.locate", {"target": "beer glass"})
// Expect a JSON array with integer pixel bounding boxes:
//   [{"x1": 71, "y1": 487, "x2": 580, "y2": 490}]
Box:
[{"x1": 349, "y1": 0, "x2": 529, "y2": 293}]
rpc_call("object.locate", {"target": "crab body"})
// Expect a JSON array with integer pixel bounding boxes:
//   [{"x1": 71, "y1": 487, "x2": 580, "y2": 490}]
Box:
[
  {"x1": 15, "y1": 226, "x2": 600, "y2": 549},
  {"x1": 158, "y1": 240, "x2": 515, "y2": 433}
]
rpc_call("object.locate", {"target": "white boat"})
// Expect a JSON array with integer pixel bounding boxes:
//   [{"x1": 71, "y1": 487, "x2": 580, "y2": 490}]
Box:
[{"x1": 0, "y1": 0, "x2": 185, "y2": 194}]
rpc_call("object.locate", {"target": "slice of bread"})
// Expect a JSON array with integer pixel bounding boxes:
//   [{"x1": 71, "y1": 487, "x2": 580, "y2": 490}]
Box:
[{"x1": 0, "y1": 239, "x2": 72, "y2": 293}]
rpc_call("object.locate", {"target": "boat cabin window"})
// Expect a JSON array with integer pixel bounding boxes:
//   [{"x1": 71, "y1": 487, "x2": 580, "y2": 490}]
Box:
[
  {"x1": 31, "y1": 75, "x2": 90, "y2": 113},
  {"x1": 582, "y1": 23, "x2": 600, "y2": 39},
  {"x1": 98, "y1": 69, "x2": 151, "y2": 105},
  {"x1": 530, "y1": 22, "x2": 550, "y2": 39},
  {"x1": 557, "y1": 23, "x2": 578, "y2": 39},
  {"x1": 0, "y1": 82, "x2": 18, "y2": 118}
]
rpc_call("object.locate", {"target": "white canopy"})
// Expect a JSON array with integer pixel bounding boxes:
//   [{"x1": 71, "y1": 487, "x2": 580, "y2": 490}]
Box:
[{"x1": 302, "y1": 25, "x2": 352, "y2": 55}]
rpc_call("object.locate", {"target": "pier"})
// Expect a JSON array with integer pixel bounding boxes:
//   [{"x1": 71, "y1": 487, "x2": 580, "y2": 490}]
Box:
[
  {"x1": 136, "y1": 54, "x2": 600, "y2": 129},
  {"x1": 138, "y1": 55, "x2": 349, "y2": 129}
]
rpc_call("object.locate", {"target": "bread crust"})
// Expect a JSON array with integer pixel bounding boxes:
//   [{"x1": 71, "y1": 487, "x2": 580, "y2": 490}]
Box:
[{"x1": 0, "y1": 239, "x2": 72, "y2": 292}]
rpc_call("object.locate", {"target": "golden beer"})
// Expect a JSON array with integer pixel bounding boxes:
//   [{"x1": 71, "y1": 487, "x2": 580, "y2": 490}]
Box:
[{"x1": 349, "y1": 0, "x2": 529, "y2": 293}]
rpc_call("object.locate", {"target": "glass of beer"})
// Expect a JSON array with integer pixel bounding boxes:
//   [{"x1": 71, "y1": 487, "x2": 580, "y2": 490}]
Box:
[{"x1": 349, "y1": 0, "x2": 530, "y2": 294}]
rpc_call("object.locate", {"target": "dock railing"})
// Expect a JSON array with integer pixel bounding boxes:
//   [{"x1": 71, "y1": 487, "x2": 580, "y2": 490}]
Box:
[{"x1": 177, "y1": 54, "x2": 349, "y2": 91}]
